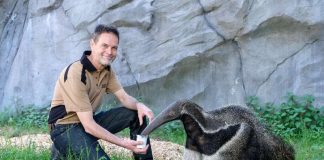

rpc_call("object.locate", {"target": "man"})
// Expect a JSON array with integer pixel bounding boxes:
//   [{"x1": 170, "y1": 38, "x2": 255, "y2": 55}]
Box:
[{"x1": 48, "y1": 24, "x2": 154, "y2": 160}]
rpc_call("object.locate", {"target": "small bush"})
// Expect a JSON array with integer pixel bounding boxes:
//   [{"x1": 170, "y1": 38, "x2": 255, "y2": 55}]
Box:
[
  {"x1": 14, "y1": 106, "x2": 48, "y2": 129},
  {"x1": 0, "y1": 105, "x2": 48, "y2": 136},
  {"x1": 246, "y1": 93, "x2": 324, "y2": 138},
  {"x1": 149, "y1": 121, "x2": 185, "y2": 144},
  {"x1": 0, "y1": 112, "x2": 11, "y2": 125}
]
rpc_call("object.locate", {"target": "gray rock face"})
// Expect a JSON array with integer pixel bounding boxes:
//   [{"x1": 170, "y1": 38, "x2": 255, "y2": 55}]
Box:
[{"x1": 0, "y1": 0, "x2": 323, "y2": 112}]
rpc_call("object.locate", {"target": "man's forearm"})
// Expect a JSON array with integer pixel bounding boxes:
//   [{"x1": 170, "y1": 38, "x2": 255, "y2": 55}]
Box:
[
  {"x1": 82, "y1": 119, "x2": 147, "y2": 153},
  {"x1": 121, "y1": 94, "x2": 139, "y2": 110},
  {"x1": 87, "y1": 122, "x2": 126, "y2": 146},
  {"x1": 77, "y1": 112, "x2": 127, "y2": 148}
]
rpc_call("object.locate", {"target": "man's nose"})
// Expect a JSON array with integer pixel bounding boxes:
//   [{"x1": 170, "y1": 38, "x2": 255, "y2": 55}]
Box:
[{"x1": 105, "y1": 47, "x2": 113, "y2": 54}]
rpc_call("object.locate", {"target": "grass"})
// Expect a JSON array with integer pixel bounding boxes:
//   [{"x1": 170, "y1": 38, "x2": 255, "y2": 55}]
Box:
[
  {"x1": 0, "y1": 107, "x2": 186, "y2": 159},
  {"x1": 0, "y1": 97, "x2": 323, "y2": 160},
  {"x1": 287, "y1": 129, "x2": 324, "y2": 160},
  {"x1": 0, "y1": 144, "x2": 132, "y2": 160},
  {"x1": 0, "y1": 145, "x2": 50, "y2": 160},
  {"x1": 0, "y1": 122, "x2": 185, "y2": 160},
  {"x1": 1, "y1": 124, "x2": 323, "y2": 159}
]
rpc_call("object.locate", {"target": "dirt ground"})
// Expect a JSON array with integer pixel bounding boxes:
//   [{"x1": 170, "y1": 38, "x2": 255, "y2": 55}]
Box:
[{"x1": 0, "y1": 134, "x2": 183, "y2": 160}]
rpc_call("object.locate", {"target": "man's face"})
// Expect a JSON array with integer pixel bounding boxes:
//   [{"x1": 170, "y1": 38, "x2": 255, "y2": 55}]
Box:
[{"x1": 90, "y1": 32, "x2": 118, "y2": 67}]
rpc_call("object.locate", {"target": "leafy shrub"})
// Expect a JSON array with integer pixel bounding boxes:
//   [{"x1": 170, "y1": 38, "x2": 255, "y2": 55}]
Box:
[
  {"x1": 0, "y1": 112, "x2": 11, "y2": 125},
  {"x1": 0, "y1": 105, "x2": 48, "y2": 129},
  {"x1": 149, "y1": 121, "x2": 185, "y2": 144},
  {"x1": 15, "y1": 106, "x2": 48, "y2": 129},
  {"x1": 161, "y1": 121, "x2": 184, "y2": 134},
  {"x1": 246, "y1": 93, "x2": 324, "y2": 138}
]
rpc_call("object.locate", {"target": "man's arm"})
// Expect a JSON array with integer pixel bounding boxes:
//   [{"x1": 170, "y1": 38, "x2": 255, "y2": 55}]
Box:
[
  {"x1": 114, "y1": 89, "x2": 154, "y2": 125},
  {"x1": 76, "y1": 111, "x2": 149, "y2": 154}
]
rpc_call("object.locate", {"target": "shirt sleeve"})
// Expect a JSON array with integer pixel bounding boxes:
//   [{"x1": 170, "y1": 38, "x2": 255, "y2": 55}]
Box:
[
  {"x1": 60, "y1": 66, "x2": 92, "y2": 112},
  {"x1": 106, "y1": 69, "x2": 122, "y2": 93}
]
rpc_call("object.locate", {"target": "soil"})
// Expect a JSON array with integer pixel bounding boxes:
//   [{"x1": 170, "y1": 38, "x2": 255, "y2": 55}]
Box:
[{"x1": 0, "y1": 134, "x2": 183, "y2": 160}]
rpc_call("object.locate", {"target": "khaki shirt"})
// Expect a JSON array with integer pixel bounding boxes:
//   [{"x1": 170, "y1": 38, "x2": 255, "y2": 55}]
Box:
[{"x1": 51, "y1": 51, "x2": 122, "y2": 124}]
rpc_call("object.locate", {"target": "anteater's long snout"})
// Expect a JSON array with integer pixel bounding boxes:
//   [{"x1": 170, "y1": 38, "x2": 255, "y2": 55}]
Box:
[{"x1": 141, "y1": 100, "x2": 188, "y2": 135}]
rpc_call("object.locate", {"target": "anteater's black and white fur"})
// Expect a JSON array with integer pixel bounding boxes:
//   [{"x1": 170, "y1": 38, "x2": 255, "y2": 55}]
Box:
[{"x1": 141, "y1": 100, "x2": 295, "y2": 160}]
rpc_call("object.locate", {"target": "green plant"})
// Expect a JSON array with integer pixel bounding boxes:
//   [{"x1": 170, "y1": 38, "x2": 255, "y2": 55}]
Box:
[
  {"x1": 287, "y1": 129, "x2": 324, "y2": 160},
  {"x1": 246, "y1": 93, "x2": 324, "y2": 138},
  {"x1": 0, "y1": 144, "x2": 50, "y2": 160},
  {"x1": 0, "y1": 144, "x2": 133, "y2": 160},
  {"x1": 0, "y1": 105, "x2": 48, "y2": 128},
  {"x1": 149, "y1": 121, "x2": 185, "y2": 144},
  {"x1": 0, "y1": 111, "x2": 11, "y2": 125},
  {"x1": 14, "y1": 106, "x2": 48, "y2": 129},
  {"x1": 0, "y1": 105, "x2": 49, "y2": 137}
]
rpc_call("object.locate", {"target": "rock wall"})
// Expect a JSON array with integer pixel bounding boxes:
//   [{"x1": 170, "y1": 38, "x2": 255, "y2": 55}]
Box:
[{"x1": 0, "y1": 0, "x2": 323, "y2": 112}]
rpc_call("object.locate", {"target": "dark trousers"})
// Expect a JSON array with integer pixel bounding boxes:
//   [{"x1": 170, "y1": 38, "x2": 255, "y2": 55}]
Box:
[{"x1": 50, "y1": 107, "x2": 153, "y2": 160}]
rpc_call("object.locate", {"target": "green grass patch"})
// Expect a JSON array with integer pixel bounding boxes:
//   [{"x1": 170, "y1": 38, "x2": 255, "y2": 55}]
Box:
[
  {"x1": 246, "y1": 93, "x2": 324, "y2": 160},
  {"x1": 288, "y1": 129, "x2": 324, "y2": 160},
  {"x1": 0, "y1": 93, "x2": 323, "y2": 159},
  {"x1": 0, "y1": 106, "x2": 48, "y2": 137},
  {"x1": 246, "y1": 93, "x2": 324, "y2": 138},
  {"x1": 0, "y1": 144, "x2": 133, "y2": 160},
  {"x1": 148, "y1": 121, "x2": 185, "y2": 145},
  {"x1": 1, "y1": 128, "x2": 322, "y2": 160},
  {"x1": 0, "y1": 145, "x2": 50, "y2": 160}
]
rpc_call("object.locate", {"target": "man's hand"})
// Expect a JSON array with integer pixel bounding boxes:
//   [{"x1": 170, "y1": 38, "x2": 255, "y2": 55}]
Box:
[
  {"x1": 136, "y1": 102, "x2": 154, "y2": 125},
  {"x1": 122, "y1": 139, "x2": 149, "y2": 154}
]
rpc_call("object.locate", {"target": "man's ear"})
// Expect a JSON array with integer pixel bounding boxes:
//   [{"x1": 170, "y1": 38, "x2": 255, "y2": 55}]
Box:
[{"x1": 90, "y1": 39, "x2": 95, "y2": 47}]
